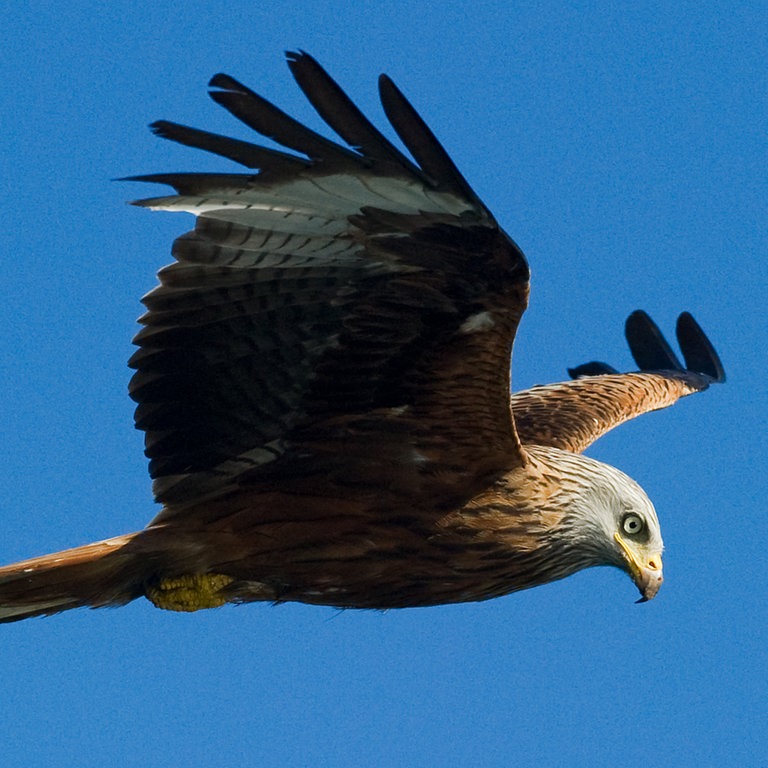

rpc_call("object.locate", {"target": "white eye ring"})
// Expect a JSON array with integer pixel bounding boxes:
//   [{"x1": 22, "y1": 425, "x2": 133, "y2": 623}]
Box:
[{"x1": 622, "y1": 513, "x2": 644, "y2": 536}]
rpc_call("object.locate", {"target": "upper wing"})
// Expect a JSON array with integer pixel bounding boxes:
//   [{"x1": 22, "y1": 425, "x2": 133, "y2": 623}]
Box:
[
  {"x1": 128, "y1": 52, "x2": 530, "y2": 507},
  {"x1": 511, "y1": 311, "x2": 725, "y2": 453}
]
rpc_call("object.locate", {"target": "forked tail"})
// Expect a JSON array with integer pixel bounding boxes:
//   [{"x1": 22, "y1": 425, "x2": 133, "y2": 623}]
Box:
[{"x1": 0, "y1": 533, "x2": 149, "y2": 623}]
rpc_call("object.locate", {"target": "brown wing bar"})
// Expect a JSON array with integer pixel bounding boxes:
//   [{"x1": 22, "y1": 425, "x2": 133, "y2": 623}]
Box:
[{"x1": 511, "y1": 311, "x2": 725, "y2": 453}]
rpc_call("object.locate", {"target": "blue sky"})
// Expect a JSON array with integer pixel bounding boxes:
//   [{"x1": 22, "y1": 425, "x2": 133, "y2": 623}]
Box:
[{"x1": 0, "y1": 3, "x2": 765, "y2": 766}]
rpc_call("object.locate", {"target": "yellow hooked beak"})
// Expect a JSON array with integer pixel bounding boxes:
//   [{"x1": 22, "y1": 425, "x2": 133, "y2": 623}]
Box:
[{"x1": 614, "y1": 532, "x2": 663, "y2": 602}]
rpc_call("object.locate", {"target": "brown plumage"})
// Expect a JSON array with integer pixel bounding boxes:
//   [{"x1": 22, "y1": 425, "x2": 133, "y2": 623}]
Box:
[{"x1": 0, "y1": 52, "x2": 725, "y2": 622}]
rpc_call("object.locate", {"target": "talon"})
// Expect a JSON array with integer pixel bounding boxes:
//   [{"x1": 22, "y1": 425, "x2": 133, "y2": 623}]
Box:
[{"x1": 145, "y1": 573, "x2": 234, "y2": 612}]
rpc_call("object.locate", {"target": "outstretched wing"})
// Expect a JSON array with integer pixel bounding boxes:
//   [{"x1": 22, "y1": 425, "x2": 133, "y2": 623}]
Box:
[
  {"x1": 128, "y1": 52, "x2": 530, "y2": 508},
  {"x1": 511, "y1": 311, "x2": 725, "y2": 453}
]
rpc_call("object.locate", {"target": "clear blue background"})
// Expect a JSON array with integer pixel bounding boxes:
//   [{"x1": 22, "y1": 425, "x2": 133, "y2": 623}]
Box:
[{"x1": 1, "y1": 3, "x2": 764, "y2": 766}]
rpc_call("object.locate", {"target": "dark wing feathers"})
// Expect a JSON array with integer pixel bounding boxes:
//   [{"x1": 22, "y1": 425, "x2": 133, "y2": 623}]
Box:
[
  {"x1": 565, "y1": 361, "x2": 619, "y2": 377},
  {"x1": 286, "y1": 51, "x2": 422, "y2": 174},
  {"x1": 125, "y1": 173, "x2": 256, "y2": 197},
  {"x1": 625, "y1": 310, "x2": 684, "y2": 371},
  {"x1": 513, "y1": 312, "x2": 724, "y2": 453},
  {"x1": 148, "y1": 120, "x2": 311, "y2": 172},
  {"x1": 130, "y1": 53, "x2": 529, "y2": 507},
  {"x1": 378, "y1": 75, "x2": 484, "y2": 207},
  {"x1": 208, "y1": 72, "x2": 366, "y2": 167},
  {"x1": 676, "y1": 311, "x2": 726, "y2": 382},
  {"x1": 570, "y1": 310, "x2": 725, "y2": 385}
]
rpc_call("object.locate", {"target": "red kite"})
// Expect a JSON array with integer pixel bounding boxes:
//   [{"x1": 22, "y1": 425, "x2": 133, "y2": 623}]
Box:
[{"x1": 0, "y1": 52, "x2": 724, "y2": 622}]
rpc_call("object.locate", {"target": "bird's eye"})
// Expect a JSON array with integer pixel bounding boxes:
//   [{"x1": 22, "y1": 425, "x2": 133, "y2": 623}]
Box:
[{"x1": 622, "y1": 513, "x2": 645, "y2": 536}]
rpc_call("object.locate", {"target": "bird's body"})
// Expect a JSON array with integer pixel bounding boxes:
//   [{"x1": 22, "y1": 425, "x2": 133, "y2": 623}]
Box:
[
  {"x1": 0, "y1": 445, "x2": 658, "y2": 615},
  {"x1": 0, "y1": 52, "x2": 723, "y2": 622}
]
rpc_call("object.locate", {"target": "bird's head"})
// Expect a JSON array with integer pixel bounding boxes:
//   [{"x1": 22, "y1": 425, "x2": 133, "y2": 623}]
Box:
[{"x1": 527, "y1": 446, "x2": 664, "y2": 601}]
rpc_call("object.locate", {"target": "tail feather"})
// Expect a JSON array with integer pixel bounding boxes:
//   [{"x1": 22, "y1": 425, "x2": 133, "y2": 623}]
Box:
[{"x1": 0, "y1": 533, "x2": 148, "y2": 623}]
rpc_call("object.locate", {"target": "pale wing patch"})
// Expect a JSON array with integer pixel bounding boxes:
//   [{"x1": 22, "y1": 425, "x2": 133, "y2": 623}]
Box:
[
  {"x1": 459, "y1": 311, "x2": 495, "y2": 334},
  {"x1": 137, "y1": 174, "x2": 471, "y2": 220}
]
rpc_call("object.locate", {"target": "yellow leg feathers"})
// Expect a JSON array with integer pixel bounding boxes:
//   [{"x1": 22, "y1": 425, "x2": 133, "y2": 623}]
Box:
[{"x1": 146, "y1": 573, "x2": 234, "y2": 612}]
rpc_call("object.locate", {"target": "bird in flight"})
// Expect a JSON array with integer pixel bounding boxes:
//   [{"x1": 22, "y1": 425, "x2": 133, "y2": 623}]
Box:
[{"x1": 0, "y1": 52, "x2": 724, "y2": 622}]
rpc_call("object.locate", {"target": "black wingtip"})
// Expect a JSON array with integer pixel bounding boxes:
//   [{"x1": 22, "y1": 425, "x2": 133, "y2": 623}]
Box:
[
  {"x1": 377, "y1": 73, "x2": 483, "y2": 206},
  {"x1": 285, "y1": 48, "x2": 309, "y2": 65},
  {"x1": 208, "y1": 72, "x2": 246, "y2": 93},
  {"x1": 147, "y1": 120, "x2": 191, "y2": 144},
  {"x1": 567, "y1": 310, "x2": 725, "y2": 386},
  {"x1": 568, "y1": 362, "x2": 621, "y2": 379},
  {"x1": 676, "y1": 312, "x2": 726, "y2": 383},
  {"x1": 625, "y1": 310, "x2": 684, "y2": 371},
  {"x1": 116, "y1": 173, "x2": 166, "y2": 184}
]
